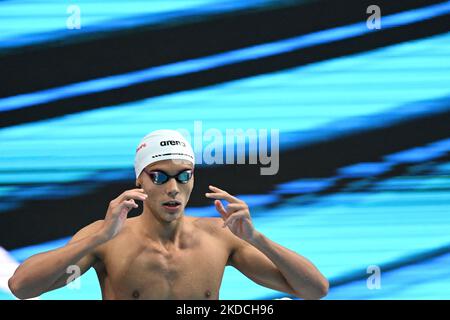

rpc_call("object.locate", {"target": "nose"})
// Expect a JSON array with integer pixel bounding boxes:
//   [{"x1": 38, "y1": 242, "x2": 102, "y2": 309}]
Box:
[{"x1": 165, "y1": 177, "x2": 179, "y2": 198}]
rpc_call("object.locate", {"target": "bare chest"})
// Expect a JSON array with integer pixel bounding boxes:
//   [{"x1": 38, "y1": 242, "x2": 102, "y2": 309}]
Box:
[{"x1": 99, "y1": 237, "x2": 229, "y2": 299}]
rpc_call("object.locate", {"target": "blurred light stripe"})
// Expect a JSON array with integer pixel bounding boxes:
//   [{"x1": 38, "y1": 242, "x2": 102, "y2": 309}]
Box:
[{"x1": 1, "y1": 1, "x2": 449, "y2": 112}]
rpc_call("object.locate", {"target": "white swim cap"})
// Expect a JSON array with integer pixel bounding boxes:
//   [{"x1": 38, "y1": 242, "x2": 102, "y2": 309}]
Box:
[{"x1": 134, "y1": 129, "x2": 195, "y2": 179}]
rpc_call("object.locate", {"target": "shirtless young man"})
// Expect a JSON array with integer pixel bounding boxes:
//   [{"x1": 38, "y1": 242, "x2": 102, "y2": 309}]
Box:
[{"x1": 8, "y1": 130, "x2": 328, "y2": 300}]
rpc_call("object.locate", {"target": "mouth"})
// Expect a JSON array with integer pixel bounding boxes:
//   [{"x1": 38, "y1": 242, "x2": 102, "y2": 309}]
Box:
[{"x1": 161, "y1": 200, "x2": 182, "y2": 212}]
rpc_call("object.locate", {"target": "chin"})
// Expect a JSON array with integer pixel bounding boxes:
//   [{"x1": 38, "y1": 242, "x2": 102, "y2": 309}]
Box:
[{"x1": 160, "y1": 210, "x2": 183, "y2": 223}]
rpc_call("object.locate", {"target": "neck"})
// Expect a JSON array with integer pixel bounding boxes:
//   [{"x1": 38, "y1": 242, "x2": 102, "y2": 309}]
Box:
[{"x1": 138, "y1": 204, "x2": 184, "y2": 245}]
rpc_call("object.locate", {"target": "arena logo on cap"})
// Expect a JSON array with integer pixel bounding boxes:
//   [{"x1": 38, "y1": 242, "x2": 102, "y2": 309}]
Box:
[
  {"x1": 160, "y1": 140, "x2": 186, "y2": 147},
  {"x1": 176, "y1": 121, "x2": 279, "y2": 176}
]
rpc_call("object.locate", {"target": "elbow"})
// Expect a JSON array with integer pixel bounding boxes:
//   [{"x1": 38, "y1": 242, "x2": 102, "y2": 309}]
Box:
[
  {"x1": 8, "y1": 276, "x2": 26, "y2": 299},
  {"x1": 8, "y1": 276, "x2": 21, "y2": 299},
  {"x1": 309, "y1": 278, "x2": 329, "y2": 300},
  {"x1": 8, "y1": 275, "x2": 39, "y2": 300},
  {"x1": 293, "y1": 278, "x2": 329, "y2": 300},
  {"x1": 316, "y1": 278, "x2": 329, "y2": 299}
]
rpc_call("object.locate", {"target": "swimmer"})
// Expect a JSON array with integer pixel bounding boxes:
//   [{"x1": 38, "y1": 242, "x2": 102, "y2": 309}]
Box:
[{"x1": 8, "y1": 130, "x2": 328, "y2": 300}]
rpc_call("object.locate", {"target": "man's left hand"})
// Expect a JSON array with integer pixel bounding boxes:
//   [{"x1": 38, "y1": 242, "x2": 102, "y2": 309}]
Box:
[{"x1": 205, "y1": 185, "x2": 257, "y2": 243}]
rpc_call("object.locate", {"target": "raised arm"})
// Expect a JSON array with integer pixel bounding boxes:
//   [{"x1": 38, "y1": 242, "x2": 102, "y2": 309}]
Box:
[
  {"x1": 8, "y1": 188, "x2": 147, "y2": 299},
  {"x1": 206, "y1": 185, "x2": 329, "y2": 300},
  {"x1": 229, "y1": 233, "x2": 329, "y2": 300}
]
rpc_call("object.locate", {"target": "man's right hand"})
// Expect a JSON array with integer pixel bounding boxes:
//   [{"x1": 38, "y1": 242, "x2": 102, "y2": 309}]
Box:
[
  {"x1": 8, "y1": 188, "x2": 147, "y2": 299},
  {"x1": 100, "y1": 188, "x2": 148, "y2": 240}
]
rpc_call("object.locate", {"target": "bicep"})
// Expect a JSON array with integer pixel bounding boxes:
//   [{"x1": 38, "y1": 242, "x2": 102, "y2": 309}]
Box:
[
  {"x1": 46, "y1": 221, "x2": 103, "y2": 291},
  {"x1": 229, "y1": 241, "x2": 295, "y2": 296},
  {"x1": 46, "y1": 252, "x2": 96, "y2": 292}
]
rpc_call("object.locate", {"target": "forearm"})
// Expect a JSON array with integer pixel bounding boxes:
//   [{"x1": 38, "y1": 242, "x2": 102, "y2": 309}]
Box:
[
  {"x1": 248, "y1": 232, "x2": 329, "y2": 299},
  {"x1": 8, "y1": 232, "x2": 106, "y2": 299}
]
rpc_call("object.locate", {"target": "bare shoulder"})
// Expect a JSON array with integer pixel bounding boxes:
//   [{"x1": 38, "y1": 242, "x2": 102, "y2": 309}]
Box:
[
  {"x1": 189, "y1": 217, "x2": 224, "y2": 235},
  {"x1": 71, "y1": 219, "x2": 105, "y2": 241},
  {"x1": 80, "y1": 216, "x2": 137, "y2": 238},
  {"x1": 188, "y1": 216, "x2": 241, "y2": 245}
]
